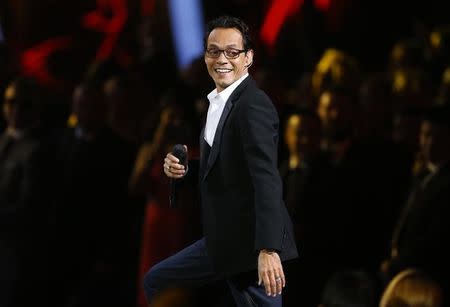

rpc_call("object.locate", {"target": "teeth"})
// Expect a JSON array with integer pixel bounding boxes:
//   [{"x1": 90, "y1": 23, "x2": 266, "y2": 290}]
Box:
[{"x1": 216, "y1": 69, "x2": 231, "y2": 73}]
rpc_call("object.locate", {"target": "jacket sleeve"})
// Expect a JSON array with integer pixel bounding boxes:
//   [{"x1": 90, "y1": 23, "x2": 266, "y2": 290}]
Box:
[{"x1": 238, "y1": 90, "x2": 284, "y2": 252}]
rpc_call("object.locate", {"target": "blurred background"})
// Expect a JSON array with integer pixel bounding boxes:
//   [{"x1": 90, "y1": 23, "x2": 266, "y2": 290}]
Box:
[{"x1": 1, "y1": 0, "x2": 449, "y2": 307}]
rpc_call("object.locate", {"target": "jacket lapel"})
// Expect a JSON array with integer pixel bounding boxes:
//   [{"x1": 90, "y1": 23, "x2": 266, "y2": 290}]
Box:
[
  {"x1": 199, "y1": 127, "x2": 207, "y2": 176},
  {"x1": 202, "y1": 76, "x2": 253, "y2": 181},
  {"x1": 199, "y1": 127, "x2": 205, "y2": 158}
]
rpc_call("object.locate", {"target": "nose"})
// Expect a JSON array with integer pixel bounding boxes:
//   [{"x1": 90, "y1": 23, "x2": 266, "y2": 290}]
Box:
[{"x1": 216, "y1": 51, "x2": 228, "y2": 63}]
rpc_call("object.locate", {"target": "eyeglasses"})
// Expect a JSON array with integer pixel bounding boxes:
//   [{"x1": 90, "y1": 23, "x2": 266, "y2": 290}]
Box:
[{"x1": 205, "y1": 48, "x2": 246, "y2": 59}]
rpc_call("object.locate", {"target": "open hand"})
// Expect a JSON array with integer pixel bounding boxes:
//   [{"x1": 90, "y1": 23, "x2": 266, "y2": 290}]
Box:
[{"x1": 257, "y1": 250, "x2": 285, "y2": 297}]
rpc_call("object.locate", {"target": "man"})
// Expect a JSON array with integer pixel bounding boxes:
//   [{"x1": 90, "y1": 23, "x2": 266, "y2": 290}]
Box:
[
  {"x1": 381, "y1": 103, "x2": 450, "y2": 297},
  {"x1": 54, "y1": 82, "x2": 137, "y2": 307},
  {"x1": 143, "y1": 16, "x2": 298, "y2": 307},
  {"x1": 0, "y1": 77, "x2": 55, "y2": 307}
]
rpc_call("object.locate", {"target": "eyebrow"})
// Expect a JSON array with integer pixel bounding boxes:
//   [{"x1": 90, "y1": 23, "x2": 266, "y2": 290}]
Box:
[{"x1": 207, "y1": 43, "x2": 241, "y2": 48}]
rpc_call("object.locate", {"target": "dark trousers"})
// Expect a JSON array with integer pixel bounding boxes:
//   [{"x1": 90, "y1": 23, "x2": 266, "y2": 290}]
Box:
[{"x1": 143, "y1": 238, "x2": 282, "y2": 307}]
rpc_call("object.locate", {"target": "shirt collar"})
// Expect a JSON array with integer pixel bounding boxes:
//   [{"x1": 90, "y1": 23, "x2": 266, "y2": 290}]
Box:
[{"x1": 207, "y1": 73, "x2": 249, "y2": 104}]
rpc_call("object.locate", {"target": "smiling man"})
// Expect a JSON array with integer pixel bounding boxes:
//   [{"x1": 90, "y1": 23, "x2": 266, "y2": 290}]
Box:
[{"x1": 143, "y1": 16, "x2": 298, "y2": 307}]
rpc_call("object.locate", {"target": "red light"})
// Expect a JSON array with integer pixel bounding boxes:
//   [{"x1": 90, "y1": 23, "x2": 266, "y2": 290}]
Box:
[
  {"x1": 21, "y1": 37, "x2": 72, "y2": 88},
  {"x1": 314, "y1": 0, "x2": 330, "y2": 11},
  {"x1": 260, "y1": 0, "x2": 303, "y2": 48},
  {"x1": 260, "y1": 0, "x2": 330, "y2": 49},
  {"x1": 141, "y1": 0, "x2": 156, "y2": 16},
  {"x1": 82, "y1": 0, "x2": 128, "y2": 61}
]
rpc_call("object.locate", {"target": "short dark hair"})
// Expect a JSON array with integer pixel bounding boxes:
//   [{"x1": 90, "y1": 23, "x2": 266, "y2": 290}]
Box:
[{"x1": 204, "y1": 15, "x2": 253, "y2": 51}]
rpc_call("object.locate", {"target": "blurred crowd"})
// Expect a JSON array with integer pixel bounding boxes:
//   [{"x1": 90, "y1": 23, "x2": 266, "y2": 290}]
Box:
[{"x1": 1, "y1": 1, "x2": 450, "y2": 307}]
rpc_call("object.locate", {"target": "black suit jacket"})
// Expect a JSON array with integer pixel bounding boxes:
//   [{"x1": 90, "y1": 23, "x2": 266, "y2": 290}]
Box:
[
  {"x1": 390, "y1": 162, "x2": 450, "y2": 290},
  {"x1": 191, "y1": 76, "x2": 298, "y2": 276},
  {"x1": 0, "y1": 132, "x2": 51, "y2": 235},
  {"x1": 0, "y1": 131, "x2": 54, "y2": 302}
]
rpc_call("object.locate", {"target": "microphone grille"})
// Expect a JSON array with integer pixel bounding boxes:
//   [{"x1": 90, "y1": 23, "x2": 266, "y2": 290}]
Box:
[{"x1": 172, "y1": 144, "x2": 187, "y2": 165}]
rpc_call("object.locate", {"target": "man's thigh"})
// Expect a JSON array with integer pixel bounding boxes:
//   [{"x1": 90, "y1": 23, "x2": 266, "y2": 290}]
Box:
[
  {"x1": 227, "y1": 272, "x2": 282, "y2": 307},
  {"x1": 143, "y1": 238, "x2": 221, "y2": 303}
]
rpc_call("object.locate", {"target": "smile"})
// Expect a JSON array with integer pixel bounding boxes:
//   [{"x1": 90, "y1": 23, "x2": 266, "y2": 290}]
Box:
[{"x1": 215, "y1": 68, "x2": 232, "y2": 74}]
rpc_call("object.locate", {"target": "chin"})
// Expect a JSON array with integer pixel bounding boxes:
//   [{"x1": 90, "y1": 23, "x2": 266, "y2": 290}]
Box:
[
  {"x1": 222, "y1": 82, "x2": 233, "y2": 88},
  {"x1": 215, "y1": 75, "x2": 234, "y2": 85},
  {"x1": 217, "y1": 81, "x2": 232, "y2": 90}
]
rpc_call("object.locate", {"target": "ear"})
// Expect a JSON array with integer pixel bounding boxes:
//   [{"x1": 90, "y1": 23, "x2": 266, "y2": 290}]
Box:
[{"x1": 244, "y1": 49, "x2": 254, "y2": 68}]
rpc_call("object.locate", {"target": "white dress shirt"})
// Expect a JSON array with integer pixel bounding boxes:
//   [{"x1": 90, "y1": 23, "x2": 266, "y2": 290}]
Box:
[{"x1": 204, "y1": 73, "x2": 249, "y2": 146}]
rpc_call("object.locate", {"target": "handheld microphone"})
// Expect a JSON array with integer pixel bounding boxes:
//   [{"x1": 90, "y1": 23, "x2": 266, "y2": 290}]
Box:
[
  {"x1": 169, "y1": 144, "x2": 187, "y2": 208},
  {"x1": 172, "y1": 144, "x2": 187, "y2": 166}
]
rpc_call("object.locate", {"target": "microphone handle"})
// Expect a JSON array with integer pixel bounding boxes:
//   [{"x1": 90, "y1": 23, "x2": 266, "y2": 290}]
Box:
[
  {"x1": 169, "y1": 144, "x2": 186, "y2": 208},
  {"x1": 169, "y1": 179, "x2": 177, "y2": 208}
]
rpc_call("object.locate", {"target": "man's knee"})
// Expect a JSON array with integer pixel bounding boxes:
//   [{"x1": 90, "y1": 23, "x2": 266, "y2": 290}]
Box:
[
  {"x1": 144, "y1": 264, "x2": 193, "y2": 306},
  {"x1": 143, "y1": 264, "x2": 163, "y2": 303}
]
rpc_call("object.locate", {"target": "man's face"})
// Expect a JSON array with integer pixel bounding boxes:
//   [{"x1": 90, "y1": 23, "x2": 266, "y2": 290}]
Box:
[
  {"x1": 3, "y1": 83, "x2": 33, "y2": 130},
  {"x1": 72, "y1": 87, "x2": 105, "y2": 131},
  {"x1": 317, "y1": 91, "x2": 353, "y2": 141},
  {"x1": 204, "y1": 27, "x2": 253, "y2": 93},
  {"x1": 298, "y1": 115, "x2": 322, "y2": 158}
]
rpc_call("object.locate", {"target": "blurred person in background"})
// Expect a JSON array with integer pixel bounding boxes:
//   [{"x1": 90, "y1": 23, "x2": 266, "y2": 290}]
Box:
[
  {"x1": 314, "y1": 84, "x2": 409, "y2": 292},
  {"x1": 379, "y1": 269, "x2": 443, "y2": 307},
  {"x1": 311, "y1": 48, "x2": 361, "y2": 102},
  {"x1": 381, "y1": 103, "x2": 450, "y2": 300},
  {"x1": 129, "y1": 91, "x2": 202, "y2": 307},
  {"x1": 54, "y1": 81, "x2": 136, "y2": 307},
  {"x1": 0, "y1": 77, "x2": 56, "y2": 307},
  {"x1": 278, "y1": 108, "x2": 323, "y2": 221}
]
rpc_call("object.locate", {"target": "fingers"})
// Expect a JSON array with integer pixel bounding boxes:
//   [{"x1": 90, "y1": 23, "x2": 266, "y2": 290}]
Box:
[
  {"x1": 164, "y1": 153, "x2": 185, "y2": 178},
  {"x1": 273, "y1": 257, "x2": 286, "y2": 290},
  {"x1": 277, "y1": 267, "x2": 286, "y2": 292},
  {"x1": 270, "y1": 269, "x2": 284, "y2": 296},
  {"x1": 258, "y1": 252, "x2": 285, "y2": 297},
  {"x1": 279, "y1": 268, "x2": 286, "y2": 288},
  {"x1": 269, "y1": 271, "x2": 278, "y2": 297},
  {"x1": 262, "y1": 272, "x2": 271, "y2": 296},
  {"x1": 260, "y1": 271, "x2": 281, "y2": 297}
]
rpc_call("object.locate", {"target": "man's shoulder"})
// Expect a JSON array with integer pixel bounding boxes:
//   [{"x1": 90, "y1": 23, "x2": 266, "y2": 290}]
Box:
[{"x1": 239, "y1": 80, "x2": 272, "y2": 103}]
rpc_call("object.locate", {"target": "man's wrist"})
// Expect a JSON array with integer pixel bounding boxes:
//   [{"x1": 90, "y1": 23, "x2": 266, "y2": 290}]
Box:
[{"x1": 260, "y1": 248, "x2": 279, "y2": 254}]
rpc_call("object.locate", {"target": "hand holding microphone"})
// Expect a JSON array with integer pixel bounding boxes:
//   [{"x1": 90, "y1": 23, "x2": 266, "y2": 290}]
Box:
[
  {"x1": 165, "y1": 144, "x2": 188, "y2": 208},
  {"x1": 164, "y1": 144, "x2": 187, "y2": 179}
]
